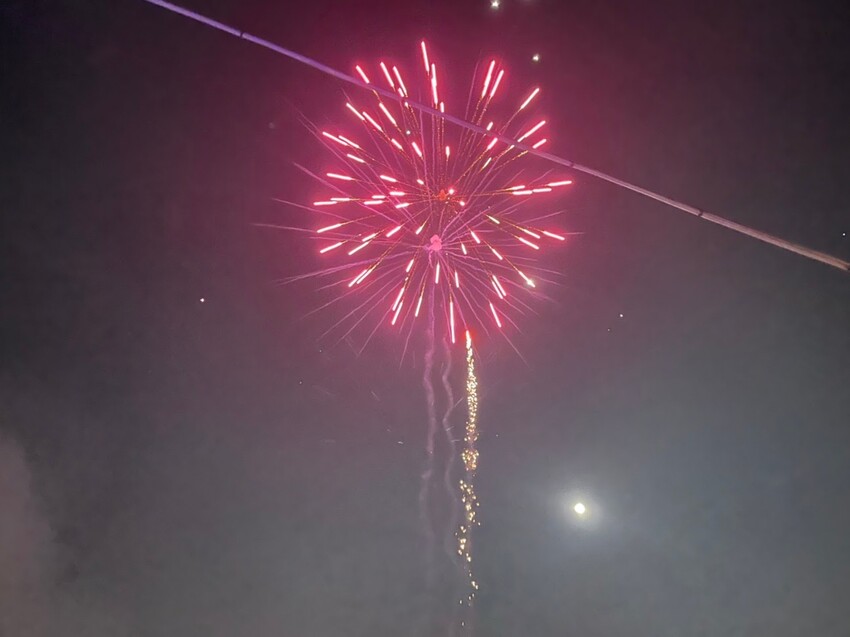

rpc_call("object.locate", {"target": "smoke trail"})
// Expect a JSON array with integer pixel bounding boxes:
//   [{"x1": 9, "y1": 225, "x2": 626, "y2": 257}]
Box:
[
  {"x1": 440, "y1": 335, "x2": 460, "y2": 565},
  {"x1": 419, "y1": 289, "x2": 438, "y2": 585},
  {"x1": 440, "y1": 334, "x2": 462, "y2": 637}
]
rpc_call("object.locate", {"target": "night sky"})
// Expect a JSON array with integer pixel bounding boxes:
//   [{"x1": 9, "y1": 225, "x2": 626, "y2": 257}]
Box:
[{"x1": 3, "y1": 0, "x2": 850, "y2": 635}]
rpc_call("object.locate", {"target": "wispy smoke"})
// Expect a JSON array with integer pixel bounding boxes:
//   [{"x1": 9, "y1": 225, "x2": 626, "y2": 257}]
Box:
[{"x1": 0, "y1": 434, "x2": 126, "y2": 637}]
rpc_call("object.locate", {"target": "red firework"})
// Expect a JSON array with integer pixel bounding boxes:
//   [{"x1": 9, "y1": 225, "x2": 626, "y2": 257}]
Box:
[{"x1": 309, "y1": 41, "x2": 571, "y2": 344}]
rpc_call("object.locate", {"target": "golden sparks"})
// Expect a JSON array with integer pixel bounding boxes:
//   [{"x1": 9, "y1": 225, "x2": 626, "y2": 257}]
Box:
[{"x1": 457, "y1": 330, "x2": 480, "y2": 607}]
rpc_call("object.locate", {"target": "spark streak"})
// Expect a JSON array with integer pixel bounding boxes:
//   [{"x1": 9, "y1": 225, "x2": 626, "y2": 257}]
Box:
[{"x1": 519, "y1": 87, "x2": 540, "y2": 110}]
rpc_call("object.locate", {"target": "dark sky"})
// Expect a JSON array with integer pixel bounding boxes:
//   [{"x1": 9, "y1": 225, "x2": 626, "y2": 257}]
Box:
[{"x1": 2, "y1": 0, "x2": 850, "y2": 635}]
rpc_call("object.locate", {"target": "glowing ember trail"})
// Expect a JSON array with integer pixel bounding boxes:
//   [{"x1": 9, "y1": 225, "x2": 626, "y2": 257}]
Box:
[{"x1": 457, "y1": 330, "x2": 480, "y2": 617}]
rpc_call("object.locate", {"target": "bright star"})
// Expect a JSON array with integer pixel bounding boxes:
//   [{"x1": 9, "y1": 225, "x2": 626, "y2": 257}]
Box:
[
  {"x1": 490, "y1": 0, "x2": 500, "y2": 8},
  {"x1": 532, "y1": 53, "x2": 540, "y2": 63},
  {"x1": 573, "y1": 502, "x2": 586, "y2": 516}
]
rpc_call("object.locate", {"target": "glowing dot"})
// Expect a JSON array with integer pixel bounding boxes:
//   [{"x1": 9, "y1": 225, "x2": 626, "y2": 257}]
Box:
[
  {"x1": 490, "y1": 0, "x2": 500, "y2": 8},
  {"x1": 199, "y1": 298, "x2": 205, "y2": 303},
  {"x1": 573, "y1": 502, "x2": 586, "y2": 516},
  {"x1": 619, "y1": 313, "x2": 624, "y2": 318},
  {"x1": 532, "y1": 53, "x2": 540, "y2": 63}
]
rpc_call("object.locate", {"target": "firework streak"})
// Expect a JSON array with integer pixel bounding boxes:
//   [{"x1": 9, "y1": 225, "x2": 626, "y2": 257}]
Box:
[{"x1": 311, "y1": 42, "x2": 572, "y2": 343}]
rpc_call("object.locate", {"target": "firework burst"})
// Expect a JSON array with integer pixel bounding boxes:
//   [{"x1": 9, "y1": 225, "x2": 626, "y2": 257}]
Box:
[{"x1": 309, "y1": 42, "x2": 572, "y2": 346}]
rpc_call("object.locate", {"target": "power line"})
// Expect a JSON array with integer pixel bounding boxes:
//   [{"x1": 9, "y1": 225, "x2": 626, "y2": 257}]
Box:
[{"x1": 141, "y1": 0, "x2": 849, "y2": 273}]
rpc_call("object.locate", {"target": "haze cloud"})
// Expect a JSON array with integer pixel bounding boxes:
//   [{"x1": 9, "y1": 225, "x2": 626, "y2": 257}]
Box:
[
  {"x1": 0, "y1": 434, "x2": 127, "y2": 637},
  {"x1": 0, "y1": 435, "x2": 54, "y2": 636}
]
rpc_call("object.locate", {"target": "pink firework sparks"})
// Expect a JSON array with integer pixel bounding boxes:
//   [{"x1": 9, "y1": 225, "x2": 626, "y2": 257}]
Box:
[{"x1": 308, "y1": 42, "x2": 573, "y2": 343}]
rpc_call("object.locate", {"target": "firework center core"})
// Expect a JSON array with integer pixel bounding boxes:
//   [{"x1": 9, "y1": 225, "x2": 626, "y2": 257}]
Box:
[{"x1": 428, "y1": 234, "x2": 443, "y2": 252}]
